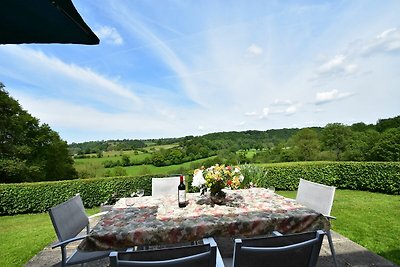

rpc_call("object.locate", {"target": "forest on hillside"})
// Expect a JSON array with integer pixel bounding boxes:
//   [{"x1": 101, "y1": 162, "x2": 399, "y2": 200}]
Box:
[
  {"x1": 2, "y1": 81, "x2": 399, "y2": 184},
  {"x1": 70, "y1": 116, "x2": 400, "y2": 168}
]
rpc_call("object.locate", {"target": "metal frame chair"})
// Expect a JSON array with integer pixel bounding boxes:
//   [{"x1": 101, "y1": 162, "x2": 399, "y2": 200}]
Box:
[
  {"x1": 151, "y1": 176, "x2": 181, "y2": 197},
  {"x1": 296, "y1": 178, "x2": 338, "y2": 267},
  {"x1": 109, "y1": 237, "x2": 224, "y2": 267},
  {"x1": 232, "y1": 230, "x2": 325, "y2": 267},
  {"x1": 48, "y1": 194, "x2": 110, "y2": 267}
]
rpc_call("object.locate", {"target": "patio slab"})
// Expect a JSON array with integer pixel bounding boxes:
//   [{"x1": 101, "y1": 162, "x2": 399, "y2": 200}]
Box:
[{"x1": 24, "y1": 230, "x2": 398, "y2": 267}]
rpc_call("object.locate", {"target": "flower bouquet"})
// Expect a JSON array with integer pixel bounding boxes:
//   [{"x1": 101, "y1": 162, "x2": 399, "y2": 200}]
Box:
[{"x1": 192, "y1": 164, "x2": 244, "y2": 204}]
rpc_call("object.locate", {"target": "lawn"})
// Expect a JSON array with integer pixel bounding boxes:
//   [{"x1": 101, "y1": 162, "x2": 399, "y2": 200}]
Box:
[
  {"x1": 0, "y1": 191, "x2": 399, "y2": 267},
  {"x1": 278, "y1": 190, "x2": 400, "y2": 265},
  {"x1": 0, "y1": 208, "x2": 100, "y2": 267}
]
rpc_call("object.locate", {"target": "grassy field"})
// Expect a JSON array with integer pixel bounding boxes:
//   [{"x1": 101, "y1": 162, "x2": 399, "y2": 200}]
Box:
[
  {"x1": 0, "y1": 207, "x2": 100, "y2": 267},
  {"x1": 0, "y1": 190, "x2": 399, "y2": 266},
  {"x1": 74, "y1": 150, "x2": 214, "y2": 178},
  {"x1": 279, "y1": 190, "x2": 400, "y2": 265}
]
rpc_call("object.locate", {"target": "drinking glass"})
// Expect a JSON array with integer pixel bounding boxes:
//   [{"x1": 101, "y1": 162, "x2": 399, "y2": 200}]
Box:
[
  {"x1": 136, "y1": 189, "x2": 144, "y2": 197},
  {"x1": 268, "y1": 186, "x2": 275, "y2": 194}
]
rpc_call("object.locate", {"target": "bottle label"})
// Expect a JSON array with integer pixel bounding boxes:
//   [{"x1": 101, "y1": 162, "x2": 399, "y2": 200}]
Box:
[{"x1": 178, "y1": 190, "x2": 186, "y2": 203}]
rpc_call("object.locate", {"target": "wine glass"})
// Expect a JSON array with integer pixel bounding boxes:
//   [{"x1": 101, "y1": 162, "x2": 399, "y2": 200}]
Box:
[
  {"x1": 268, "y1": 186, "x2": 275, "y2": 194},
  {"x1": 136, "y1": 189, "x2": 144, "y2": 197}
]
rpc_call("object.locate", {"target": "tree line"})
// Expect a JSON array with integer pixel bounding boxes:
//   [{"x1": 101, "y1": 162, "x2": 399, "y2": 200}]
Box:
[
  {"x1": 95, "y1": 117, "x2": 400, "y2": 168},
  {"x1": 2, "y1": 80, "x2": 399, "y2": 184}
]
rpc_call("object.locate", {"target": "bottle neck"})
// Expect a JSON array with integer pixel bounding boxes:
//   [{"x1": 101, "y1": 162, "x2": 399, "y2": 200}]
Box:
[{"x1": 180, "y1": 175, "x2": 184, "y2": 184}]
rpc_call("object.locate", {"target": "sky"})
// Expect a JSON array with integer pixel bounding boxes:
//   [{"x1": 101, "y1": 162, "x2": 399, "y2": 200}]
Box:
[{"x1": 1, "y1": 0, "x2": 400, "y2": 144}]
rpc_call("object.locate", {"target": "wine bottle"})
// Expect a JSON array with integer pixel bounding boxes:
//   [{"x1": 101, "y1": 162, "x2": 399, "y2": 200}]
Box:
[{"x1": 178, "y1": 175, "x2": 186, "y2": 208}]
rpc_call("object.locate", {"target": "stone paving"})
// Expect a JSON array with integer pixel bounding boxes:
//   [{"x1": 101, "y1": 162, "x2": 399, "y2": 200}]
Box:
[{"x1": 24, "y1": 230, "x2": 398, "y2": 267}]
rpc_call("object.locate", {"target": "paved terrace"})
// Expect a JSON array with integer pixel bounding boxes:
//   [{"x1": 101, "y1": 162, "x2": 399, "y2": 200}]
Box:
[{"x1": 25, "y1": 229, "x2": 397, "y2": 267}]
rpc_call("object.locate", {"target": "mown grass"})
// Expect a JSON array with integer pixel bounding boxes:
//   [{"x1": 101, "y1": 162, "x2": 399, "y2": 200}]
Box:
[
  {"x1": 279, "y1": 190, "x2": 400, "y2": 265},
  {"x1": 1, "y1": 191, "x2": 398, "y2": 266},
  {"x1": 0, "y1": 207, "x2": 100, "y2": 267}
]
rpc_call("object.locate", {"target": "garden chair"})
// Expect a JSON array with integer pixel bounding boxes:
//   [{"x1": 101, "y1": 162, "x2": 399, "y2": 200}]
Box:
[
  {"x1": 109, "y1": 237, "x2": 224, "y2": 267},
  {"x1": 48, "y1": 194, "x2": 110, "y2": 267},
  {"x1": 231, "y1": 230, "x2": 325, "y2": 267},
  {"x1": 296, "y1": 178, "x2": 338, "y2": 267},
  {"x1": 151, "y1": 176, "x2": 181, "y2": 197}
]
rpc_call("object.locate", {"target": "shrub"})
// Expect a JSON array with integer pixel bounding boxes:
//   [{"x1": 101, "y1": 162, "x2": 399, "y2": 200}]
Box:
[
  {"x1": 1, "y1": 162, "x2": 399, "y2": 215},
  {"x1": 0, "y1": 175, "x2": 154, "y2": 215},
  {"x1": 256, "y1": 162, "x2": 400, "y2": 194}
]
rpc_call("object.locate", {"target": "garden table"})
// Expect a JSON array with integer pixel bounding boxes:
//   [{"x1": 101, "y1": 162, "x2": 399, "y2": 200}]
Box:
[{"x1": 79, "y1": 188, "x2": 330, "y2": 251}]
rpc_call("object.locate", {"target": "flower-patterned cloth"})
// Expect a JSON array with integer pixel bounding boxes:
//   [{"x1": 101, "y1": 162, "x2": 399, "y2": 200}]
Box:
[{"x1": 79, "y1": 188, "x2": 330, "y2": 251}]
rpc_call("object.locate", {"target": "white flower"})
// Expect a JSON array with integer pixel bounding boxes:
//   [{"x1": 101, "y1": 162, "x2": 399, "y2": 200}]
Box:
[
  {"x1": 239, "y1": 175, "x2": 244, "y2": 182},
  {"x1": 192, "y1": 169, "x2": 206, "y2": 188}
]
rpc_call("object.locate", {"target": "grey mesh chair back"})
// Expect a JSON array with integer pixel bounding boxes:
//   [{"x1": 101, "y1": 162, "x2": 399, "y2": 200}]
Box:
[
  {"x1": 296, "y1": 178, "x2": 336, "y2": 216},
  {"x1": 109, "y1": 237, "x2": 219, "y2": 267},
  {"x1": 49, "y1": 194, "x2": 89, "y2": 242},
  {"x1": 151, "y1": 176, "x2": 181, "y2": 197},
  {"x1": 296, "y1": 178, "x2": 338, "y2": 267},
  {"x1": 48, "y1": 194, "x2": 109, "y2": 267},
  {"x1": 232, "y1": 230, "x2": 325, "y2": 267}
]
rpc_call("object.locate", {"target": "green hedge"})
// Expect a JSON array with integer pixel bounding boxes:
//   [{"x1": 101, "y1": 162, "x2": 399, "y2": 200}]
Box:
[
  {"x1": 0, "y1": 175, "x2": 153, "y2": 215},
  {"x1": 1, "y1": 162, "x2": 399, "y2": 215},
  {"x1": 252, "y1": 162, "x2": 400, "y2": 194}
]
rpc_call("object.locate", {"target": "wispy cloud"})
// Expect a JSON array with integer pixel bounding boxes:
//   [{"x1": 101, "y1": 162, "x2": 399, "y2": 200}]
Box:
[
  {"x1": 246, "y1": 44, "x2": 263, "y2": 56},
  {"x1": 0, "y1": 45, "x2": 141, "y2": 110},
  {"x1": 95, "y1": 26, "x2": 124, "y2": 45},
  {"x1": 360, "y1": 28, "x2": 400, "y2": 56},
  {"x1": 316, "y1": 54, "x2": 358, "y2": 78},
  {"x1": 315, "y1": 89, "x2": 354, "y2": 105}
]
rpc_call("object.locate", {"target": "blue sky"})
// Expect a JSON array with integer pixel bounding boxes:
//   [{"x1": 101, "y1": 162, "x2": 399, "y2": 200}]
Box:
[{"x1": 1, "y1": 0, "x2": 400, "y2": 143}]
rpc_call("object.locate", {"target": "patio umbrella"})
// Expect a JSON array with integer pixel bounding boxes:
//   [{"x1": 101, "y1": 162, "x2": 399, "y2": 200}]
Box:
[{"x1": 0, "y1": 0, "x2": 99, "y2": 45}]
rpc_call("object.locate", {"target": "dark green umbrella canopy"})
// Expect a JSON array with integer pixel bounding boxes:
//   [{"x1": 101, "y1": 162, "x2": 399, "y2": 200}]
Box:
[{"x1": 0, "y1": 0, "x2": 99, "y2": 45}]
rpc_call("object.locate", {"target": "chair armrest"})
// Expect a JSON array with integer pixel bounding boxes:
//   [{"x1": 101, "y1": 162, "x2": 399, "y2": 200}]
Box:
[
  {"x1": 272, "y1": 231, "x2": 283, "y2": 236},
  {"x1": 325, "y1": 215, "x2": 336, "y2": 220},
  {"x1": 203, "y1": 237, "x2": 225, "y2": 267},
  {"x1": 51, "y1": 235, "x2": 87, "y2": 249},
  {"x1": 88, "y1": 211, "x2": 108, "y2": 219}
]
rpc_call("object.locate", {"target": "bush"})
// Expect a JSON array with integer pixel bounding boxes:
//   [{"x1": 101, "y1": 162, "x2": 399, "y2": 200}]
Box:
[
  {"x1": 255, "y1": 162, "x2": 400, "y2": 194},
  {"x1": 0, "y1": 175, "x2": 154, "y2": 215},
  {"x1": 186, "y1": 162, "x2": 400, "y2": 195},
  {"x1": 1, "y1": 162, "x2": 399, "y2": 215}
]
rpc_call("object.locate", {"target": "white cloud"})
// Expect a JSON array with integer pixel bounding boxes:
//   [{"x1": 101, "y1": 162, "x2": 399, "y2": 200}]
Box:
[
  {"x1": 244, "y1": 111, "x2": 258, "y2": 117},
  {"x1": 1, "y1": 45, "x2": 141, "y2": 109},
  {"x1": 360, "y1": 28, "x2": 400, "y2": 55},
  {"x1": 259, "y1": 107, "x2": 270, "y2": 119},
  {"x1": 316, "y1": 54, "x2": 358, "y2": 77},
  {"x1": 95, "y1": 26, "x2": 124, "y2": 45},
  {"x1": 12, "y1": 94, "x2": 167, "y2": 132},
  {"x1": 271, "y1": 99, "x2": 293, "y2": 106},
  {"x1": 285, "y1": 105, "x2": 297, "y2": 115},
  {"x1": 246, "y1": 44, "x2": 263, "y2": 56},
  {"x1": 315, "y1": 89, "x2": 354, "y2": 105}
]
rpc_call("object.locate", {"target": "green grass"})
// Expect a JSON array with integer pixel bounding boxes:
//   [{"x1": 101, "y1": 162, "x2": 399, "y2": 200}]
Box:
[
  {"x1": 122, "y1": 158, "x2": 212, "y2": 176},
  {"x1": 278, "y1": 190, "x2": 400, "y2": 265},
  {"x1": 0, "y1": 208, "x2": 100, "y2": 267},
  {"x1": 2, "y1": 191, "x2": 399, "y2": 266}
]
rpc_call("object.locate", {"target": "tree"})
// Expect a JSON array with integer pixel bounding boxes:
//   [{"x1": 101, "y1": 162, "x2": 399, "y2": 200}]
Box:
[
  {"x1": 289, "y1": 128, "x2": 321, "y2": 161},
  {"x1": 322, "y1": 123, "x2": 351, "y2": 161},
  {"x1": 370, "y1": 128, "x2": 400, "y2": 161},
  {"x1": 0, "y1": 83, "x2": 77, "y2": 182}
]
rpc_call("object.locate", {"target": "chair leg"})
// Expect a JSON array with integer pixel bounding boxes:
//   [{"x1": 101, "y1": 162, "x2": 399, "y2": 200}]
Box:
[
  {"x1": 61, "y1": 246, "x2": 67, "y2": 267},
  {"x1": 326, "y1": 230, "x2": 338, "y2": 267}
]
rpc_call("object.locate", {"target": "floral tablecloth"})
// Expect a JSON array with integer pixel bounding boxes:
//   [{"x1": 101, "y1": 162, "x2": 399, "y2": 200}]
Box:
[{"x1": 79, "y1": 188, "x2": 330, "y2": 251}]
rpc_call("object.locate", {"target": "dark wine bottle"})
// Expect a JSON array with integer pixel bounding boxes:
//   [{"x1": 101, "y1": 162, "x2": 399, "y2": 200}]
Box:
[{"x1": 178, "y1": 175, "x2": 186, "y2": 208}]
